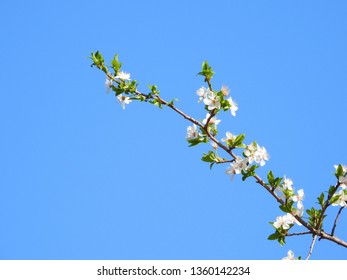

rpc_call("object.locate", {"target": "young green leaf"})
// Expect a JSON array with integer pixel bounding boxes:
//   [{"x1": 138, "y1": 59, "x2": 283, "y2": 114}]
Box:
[
  {"x1": 111, "y1": 54, "x2": 122, "y2": 75},
  {"x1": 335, "y1": 164, "x2": 344, "y2": 179},
  {"x1": 317, "y1": 192, "x2": 325, "y2": 208}
]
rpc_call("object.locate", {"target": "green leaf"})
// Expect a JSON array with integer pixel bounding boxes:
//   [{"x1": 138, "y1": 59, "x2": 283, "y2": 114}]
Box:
[
  {"x1": 90, "y1": 51, "x2": 107, "y2": 73},
  {"x1": 148, "y1": 84, "x2": 160, "y2": 95},
  {"x1": 221, "y1": 98, "x2": 231, "y2": 111},
  {"x1": 201, "y1": 151, "x2": 225, "y2": 169},
  {"x1": 267, "y1": 170, "x2": 275, "y2": 185},
  {"x1": 187, "y1": 137, "x2": 208, "y2": 147},
  {"x1": 197, "y1": 60, "x2": 215, "y2": 82},
  {"x1": 268, "y1": 232, "x2": 281, "y2": 241},
  {"x1": 273, "y1": 177, "x2": 283, "y2": 187},
  {"x1": 167, "y1": 98, "x2": 178, "y2": 106},
  {"x1": 279, "y1": 202, "x2": 294, "y2": 213},
  {"x1": 241, "y1": 164, "x2": 259, "y2": 181},
  {"x1": 201, "y1": 152, "x2": 214, "y2": 163},
  {"x1": 278, "y1": 235, "x2": 286, "y2": 246},
  {"x1": 111, "y1": 54, "x2": 122, "y2": 75},
  {"x1": 267, "y1": 171, "x2": 283, "y2": 188},
  {"x1": 330, "y1": 195, "x2": 340, "y2": 205},
  {"x1": 335, "y1": 164, "x2": 344, "y2": 179},
  {"x1": 328, "y1": 185, "x2": 337, "y2": 196},
  {"x1": 150, "y1": 98, "x2": 163, "y2": 109},
  {"x1": 233, "y1": 134, "x2": 245, "y2": 147},
  {"x1": 317, "y1": 192, "x2": 325, "y2": 207}
]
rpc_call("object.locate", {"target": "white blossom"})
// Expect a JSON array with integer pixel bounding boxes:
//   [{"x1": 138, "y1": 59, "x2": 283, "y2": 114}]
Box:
[
  {"x1": 275, "y1": 176, "x2": 294, "y2": 200},
  {"x1": 117, "y1": 95, "x2": 132, "y2": 109},
  {"x1": 115, "y1": 71, "x2": 131, "y2": 81},
  {"x1": 221, "y1": 85, "x2": 230, "y2": 96},
  {"x1": 257, "y1": 146, "x2": 269, "y2": 166},
  {"x1": 203, "y1": 91, "x2": 221, "y2": 110},
  {"x1": 196, "y1": 86, "x2": 212, "y2": 103},
  {"x1": 186, "y1": 124, "x2": 200, "y2": 140},
  {"x1": 283, "y1": 176, "x2": 294, "y2": 191},
  {"x1": 226, "y1": 97, "x2": 238, "y2": 116},
  {"x1": 273, "y1": 213, "x2": 294, "y2": 230},
  {"x1": 244, "y1": 142, "x2": 269, "y2": 166},
  {"x1": 105, "y1": 77, "x2": 113, "y2": 93},
  {"x1": 226, "y1": 156, "x2": 248, "y2": 176},
  {"x1": 221, "y1": 131, "x2": 236, "y2": 146},
  {"x1": 210, "y1": 141, "x2": 218, "y2": 150},
  {"x1": 282, "y1": 250, "x2": 296, "y2": 260},
  {"x1": 244, "y1": 142, "x2": 258, "y2": 164},
  {"x1": 291, "y1": 189, "x2": 305, "y2": 210}
]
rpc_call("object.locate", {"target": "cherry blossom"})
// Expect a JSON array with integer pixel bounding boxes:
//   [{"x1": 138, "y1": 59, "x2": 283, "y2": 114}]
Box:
[
  {"x1": 105, "y1": 77, "x2": 113, "y2": 93},
  {"x1": 186, "y1": 124, "x2": 200, "y2": 140},
  {"x1": 273, "y1": 213, "x2": 294, "y2": 230},
  {"x1": 226, "y1": 156, "x2": 248, "y2": 176},
  {"x1": 203, "y1": 91, "x2": 221, "y2": 110},
  {"x1": 116, "y1": 95, "x2": 132, "y2": 109},
  {"x1": 115, "y1": 71, "x2": 131, "y2": 81},
  {"x1": 291, "y1": 189, "x2": 305, "y2": 210},
  {"x1": 226, "y1": 97, "x2": 238, "y2": 116},
  {"x1": 282, "y1": 250, "x2": 296, "y2": 260},
  {"x1": 196, "y1": 86, "x2": 212, "y2": 103}
]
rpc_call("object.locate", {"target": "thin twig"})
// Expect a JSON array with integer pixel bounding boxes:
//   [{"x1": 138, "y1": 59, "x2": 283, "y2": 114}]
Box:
[
  {"x1": 331, "y1": 206, "x2": 345, "y2": 236},
  {"x1": 286, "y1": 231, "x2": 311, "y2": 237},
  {"x1": 306, "y1": 234, "x2": 318, "y2": 260}
]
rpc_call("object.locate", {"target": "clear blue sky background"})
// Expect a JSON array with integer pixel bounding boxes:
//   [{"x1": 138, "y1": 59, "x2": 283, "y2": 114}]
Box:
[{"x1": 1, "y1": 0, "x2": 346, "y2": 260}]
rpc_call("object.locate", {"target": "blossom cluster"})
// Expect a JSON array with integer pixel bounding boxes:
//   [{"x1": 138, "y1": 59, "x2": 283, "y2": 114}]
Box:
[
  {"x1": 105, "y1": 71, "x2": 132, "y2": 109},
  {"x1": 273, "y1": 177, "x2": 305, "y2": 230},
  {"x1": 224, "y1": 138, "x2": 269, "y2": 176},
  {"x1": 196, "y1": 86, "x2": 238, "y2": 116}
]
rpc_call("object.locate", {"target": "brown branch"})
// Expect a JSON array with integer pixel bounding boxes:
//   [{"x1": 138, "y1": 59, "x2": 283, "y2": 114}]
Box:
[{"x1": 286, "y1": 231, "x2": 311, "y2": 237}]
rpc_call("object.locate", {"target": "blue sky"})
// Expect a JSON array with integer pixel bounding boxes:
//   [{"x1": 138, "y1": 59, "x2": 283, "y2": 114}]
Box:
[{"x1": 1, "y1": 0, "x2": 347, "y2": 260}]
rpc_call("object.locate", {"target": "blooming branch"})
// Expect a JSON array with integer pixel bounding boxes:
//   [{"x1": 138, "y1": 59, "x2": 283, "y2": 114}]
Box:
[{"x1": 90, "y1": 51, "x2": 347, "y2": 259}]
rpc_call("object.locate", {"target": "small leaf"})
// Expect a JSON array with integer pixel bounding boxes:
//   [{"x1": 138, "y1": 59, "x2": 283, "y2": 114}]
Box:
[
  {"x1": 233, "y1": 134, "x2": 245, "y2": 147},
  {"x1": 335, "y1": 164, "x2": 344, "y2": 179},
  {"x1": 111, "y1": 54, "x2": 122, "y2": 74},
  {"x1": 279, "y1": 203, "x2": 293, "y2": 213},
  {"x1": 197, "y1": 60, "x2": 215, "y2": 82},
  {"x1": 267, "y1": 170, "x2": 275, "y2": 185},
  {"x1": 278, "y1": 236, "x2": 286, "y2": 246},
  {"x1": 330, "y1": 195, "x2": 340, "y2": 205},
  {"x1": 317, "y1": 192, "x2": 325, "y2": 207},
  {"x1": 187, "y1": 137, "x2": 208, "y2": 147},
  {"x1": 201, "y1": 152, "x2": 214, "y2": 163},
  {"x1": 328, "y1": 185, "x2": 337, "y2": 196},
  {"x1": 268, "y1": 232, "x2": 280, "y2": 241}
]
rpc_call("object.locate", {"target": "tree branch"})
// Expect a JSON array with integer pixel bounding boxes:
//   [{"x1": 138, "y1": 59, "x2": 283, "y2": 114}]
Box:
[{"x1": 306, "y1": 234, "x2": 318, "y2": 260}]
